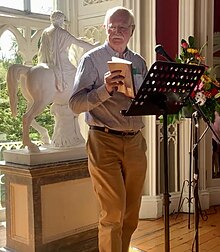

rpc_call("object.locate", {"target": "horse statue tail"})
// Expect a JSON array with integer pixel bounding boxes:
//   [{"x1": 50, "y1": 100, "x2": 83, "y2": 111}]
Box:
[{"x1": 7, "y1": 64, "x2": 31, "y2": 117}]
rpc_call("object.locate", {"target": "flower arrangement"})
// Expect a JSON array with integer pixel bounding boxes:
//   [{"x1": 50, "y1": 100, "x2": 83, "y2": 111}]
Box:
[{"x1": 173, "y1": 36, "x2": 220, "y2": 123}]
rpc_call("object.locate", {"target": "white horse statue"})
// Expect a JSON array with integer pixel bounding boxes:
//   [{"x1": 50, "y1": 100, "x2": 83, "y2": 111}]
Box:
[
  {"x1": 6, "y1": 62, "x2": 80, "y2": 152},
  {"x1": 7, "y1": 64, "x2": 52, "y2": 152},
  {"x1": 6, "y1": 10, "x2": 98, "y2": 153}
]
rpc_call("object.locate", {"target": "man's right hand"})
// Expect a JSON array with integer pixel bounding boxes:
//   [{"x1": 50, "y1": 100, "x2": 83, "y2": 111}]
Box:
[{"x1": 104, "y1": 70, "x2": 124, "y2": 94}]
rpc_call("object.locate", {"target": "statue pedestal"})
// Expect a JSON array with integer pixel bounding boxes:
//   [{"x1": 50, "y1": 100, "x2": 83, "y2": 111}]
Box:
[
  {"x1": 0, "y1": 159, "x2": 99, "y2": 252},
  {"x1": 3, "y1": 144, "x2": 87, "y2": 166}
]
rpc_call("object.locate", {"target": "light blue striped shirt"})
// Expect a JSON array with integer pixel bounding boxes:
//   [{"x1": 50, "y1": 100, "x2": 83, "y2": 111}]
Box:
[{"x1": 69, "y1": 41, "x2": 147, "y2": 131}]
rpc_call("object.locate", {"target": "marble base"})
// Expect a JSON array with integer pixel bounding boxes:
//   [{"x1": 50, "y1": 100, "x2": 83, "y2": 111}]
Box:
[
  {"x1": 0, "y1": 228, "x2": 98, "y2": 252},
  {"x1": 0, "y1": 160, "x2": 99, "y2": 252},
  {"x1": 0, "y1": 248, "x2": 10, "y2": 251},
  {"x1": 3, "y1": 144, "x2": 87, "y2": 166}
]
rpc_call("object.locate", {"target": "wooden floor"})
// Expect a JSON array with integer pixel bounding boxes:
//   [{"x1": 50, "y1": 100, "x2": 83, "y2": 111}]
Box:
[
  {"x1": 130, "y1": 205, "x2": 220, "y2": 252},
  {"x1": 1, "y1": 206, "x2": 220, "y2": 251}
]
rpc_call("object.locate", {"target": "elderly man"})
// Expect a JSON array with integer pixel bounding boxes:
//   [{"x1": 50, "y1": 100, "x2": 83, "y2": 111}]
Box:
[{"x1": 69, "y1": 6, "x2": 148, "y2": 252}]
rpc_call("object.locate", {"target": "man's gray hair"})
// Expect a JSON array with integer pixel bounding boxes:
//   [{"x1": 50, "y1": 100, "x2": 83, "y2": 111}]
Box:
[{"x1": 104, "y1": 6, "x2": 135, "y2": 27}]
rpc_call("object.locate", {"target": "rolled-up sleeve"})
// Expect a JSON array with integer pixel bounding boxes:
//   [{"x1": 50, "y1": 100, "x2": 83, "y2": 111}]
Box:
[{"x1": 69, "y1": 56, "x2": 111, "y2": 114}]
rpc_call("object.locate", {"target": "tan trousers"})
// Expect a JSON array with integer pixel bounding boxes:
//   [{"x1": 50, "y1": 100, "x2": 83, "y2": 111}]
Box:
[{"x1": 87, "y1": 130, "x2": 147, "y2": 252}]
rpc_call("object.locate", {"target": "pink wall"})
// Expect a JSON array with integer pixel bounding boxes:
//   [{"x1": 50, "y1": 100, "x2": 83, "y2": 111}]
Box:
[
  {"x1": 213, "y1": 0, "x2": 220, "y2": 57},
  {"x1": 156, "y1": 0, "x2": 179, "y2": 61},
  {"x1": 214, "y1": 0, "x2": 220, "y2": 32}
]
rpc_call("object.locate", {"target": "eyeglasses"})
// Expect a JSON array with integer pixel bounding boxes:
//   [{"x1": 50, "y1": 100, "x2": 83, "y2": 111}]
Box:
[{"x1": 107, "y1": 24, "x2": 133, "y2": 33}]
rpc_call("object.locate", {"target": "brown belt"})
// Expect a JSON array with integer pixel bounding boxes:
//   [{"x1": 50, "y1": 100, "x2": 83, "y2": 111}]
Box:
[{"x1": 89, "y1": 126, "x2": 139, "y2": 136}]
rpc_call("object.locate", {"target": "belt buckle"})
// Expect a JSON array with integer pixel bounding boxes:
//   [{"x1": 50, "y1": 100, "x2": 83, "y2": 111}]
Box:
[
  {"x1": 122, "y1": 131, "x2": 133, "y2": 136},
  {"x1": 104, "y1": 127, "x2": 109, "y2": 133}
]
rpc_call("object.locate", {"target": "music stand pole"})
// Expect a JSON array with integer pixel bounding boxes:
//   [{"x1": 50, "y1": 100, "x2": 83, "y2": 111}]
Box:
[
  {"x1": 163, "y1": 112, "x2": 170, "y2": 252},
  {"x1": 192, "y1": 111, "x2": 199, "y2": 252},
  {"x1": 188, "y1": 118, "x2": 193, "y2": 229}
]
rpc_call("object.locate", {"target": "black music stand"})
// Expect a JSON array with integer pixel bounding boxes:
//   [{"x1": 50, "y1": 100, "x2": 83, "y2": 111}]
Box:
[{"x1": 122, "y1": 61, "x2": 205, "y2": 252}]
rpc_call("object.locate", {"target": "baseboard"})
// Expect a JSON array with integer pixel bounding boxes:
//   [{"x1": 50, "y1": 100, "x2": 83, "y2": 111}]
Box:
[
  {"x1": 208, "y1": 187, "x2": 220, "y2": 206},
  {"x1": 139, "y1": 189, "x2": 212, "y2": 219},
  {"x1": 139, "y1": 195, "x2": 163, "y2": 219}
]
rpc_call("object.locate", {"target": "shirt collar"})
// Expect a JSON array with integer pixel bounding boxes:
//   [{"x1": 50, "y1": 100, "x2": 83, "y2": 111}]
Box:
[{"x1": 104, "y1": 41, "x2": 129, "y2": 59}]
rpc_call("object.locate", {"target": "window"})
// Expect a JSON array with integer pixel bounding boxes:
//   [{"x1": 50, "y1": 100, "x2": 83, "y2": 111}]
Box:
[
  {"x1": 0, "y1": 0, "x2": 24, "y2": 11},
  {"x1": 0, "y1": 31, "x2": 16, "y2": 60},
  {"x1": 0, "y1": 0, "x2": 54, "y2": 15},
  {"x1": 30, "y1": 0, "x2": 53, "y2": 15}
]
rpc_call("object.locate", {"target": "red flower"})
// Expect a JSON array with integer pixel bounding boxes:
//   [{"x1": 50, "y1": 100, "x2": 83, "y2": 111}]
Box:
[
  {"x1": 190, "y1": 90, "x2": 196, "y2": 98},
  {"x1": 195, "y1": 53, "x2": 205, "y2": 62},
  {"x1": 210, "y1": 88, "x2": 219, "y2": 97},
  {"x1": 198, "y1": 81, "x2": 204, "y2": 91},
  {"x1": 181, "y1": 41, "x2": 188, "y2": 49},
  {"x1": 204, "y1": 91, "x2": 212, "y2": 98}
]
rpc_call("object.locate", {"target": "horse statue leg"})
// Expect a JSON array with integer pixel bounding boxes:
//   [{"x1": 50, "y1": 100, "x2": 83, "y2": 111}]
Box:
[
  {"x1": 22, "y1": 100, "x2": 51, "y2": 152},
  {"x1": 21, "y1": 77, "x2": 51, "y2": 145},
  {"x1": 25, "y1": 102, "x2": 51, "y2": 145},
  {"x1": 7, "y1": 63, "x2": 54, "y2": 152},
  {"x1": 22, "y1": 117, "x2": 41, "y2": 152},
  {"x1": 7, "y1": 64, "x2": 38, "y2": 152},
  {"x1": 31, "y1": 119, "x2": 51, "y2": 145},
  {"x1": 23, "y1": 65, "x2": 56, "y2": 152}
]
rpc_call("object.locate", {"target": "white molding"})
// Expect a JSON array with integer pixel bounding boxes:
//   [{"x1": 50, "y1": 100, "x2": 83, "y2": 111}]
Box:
[
  {"x1": 139, "y1": 195, "x2": 163, "y2": 219},
  {"x1": 139, "y1": 189, "x2": 212, "y2": 219},
  {"x1": 208, "y1": 187, "x2": 220, "y2": 206},
  {"x1": 139, "y1": 193, "x2": 181, "y2": 219},
  {"x1": 178, "y1": 189, "x2": 210, "y2": 212},
  {"x1": 199, "y1": 190, "x2": 210, "y2": 210}
]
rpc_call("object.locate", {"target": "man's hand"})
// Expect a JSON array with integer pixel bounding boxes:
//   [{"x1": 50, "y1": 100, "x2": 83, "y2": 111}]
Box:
[{"x1": 104, "y1": 70, "x2": 124, "y2": 94}]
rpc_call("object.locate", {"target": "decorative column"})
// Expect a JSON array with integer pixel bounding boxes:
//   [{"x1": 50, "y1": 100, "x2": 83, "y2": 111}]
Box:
[
  {"x1": 194, "y1": 0, "x2": 214, "y2": 66},
  {"x1": 177, "y1": 0, "x2": 210, "y2": 213},
  {"x1": 178, "y1": 0, "x2": 195, "y2": 47},
  {"x1": 139, "y1": 116, "x2": 163, "y2": 219},
  {"x1": 128, "y1": 0, "x2": 162, "y2": 219}
]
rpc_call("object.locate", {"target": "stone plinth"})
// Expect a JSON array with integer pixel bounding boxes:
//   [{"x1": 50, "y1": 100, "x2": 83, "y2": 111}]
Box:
[
  {"x1": 3, "y1": 144, "x2": 87, "y2": 166},
  {"x1": 0, "y1": 159, "x2": 99, "y2": 252}
]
